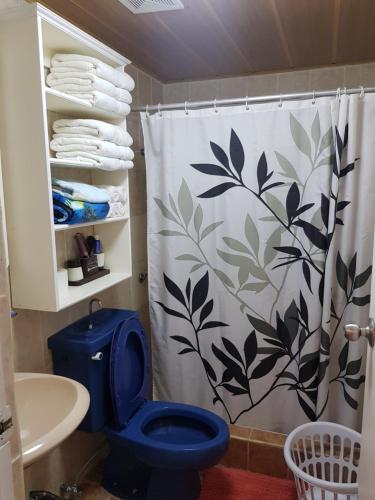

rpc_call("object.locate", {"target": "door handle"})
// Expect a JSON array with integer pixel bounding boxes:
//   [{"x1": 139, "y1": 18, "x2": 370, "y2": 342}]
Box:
[{"x1": 344, "y1": 318, "x2": 375, "y2": 347}]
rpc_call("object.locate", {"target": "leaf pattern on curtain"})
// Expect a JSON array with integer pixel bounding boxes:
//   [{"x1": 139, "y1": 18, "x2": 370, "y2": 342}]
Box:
[{"x1": 153, "y1": 111, "x2": 370, "y2": 424}]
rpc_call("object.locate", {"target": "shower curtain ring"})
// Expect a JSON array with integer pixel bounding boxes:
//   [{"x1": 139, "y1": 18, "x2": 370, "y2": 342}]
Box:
[
  {"x1": 359, "y1": 86, "x2": 365, "y2": 99},
  {"x1": 184, "y1": 101, "x2": 189, "y2": 115},
  {"x1": 343, "y1": 87, "x2": 347, "y2": 96},
  {"x1": 158, "y1": 103, "x2": 162, "y2": 117},
  {"x1": 336, "y1": 88, "x2": 341, "y2": 101},
  {"x1": 312, "y1": 90, "x2": 316, "y2": 105},
  {"x1": 278, "y1": 94, "x2": 283, "y2": 108},
  {"x1": 213, "y1": 98, "x2": 218, "y2": 113},
  {"x1": 245, "y1": 96, "x2": 249, "y2": 110},
  {"x1": 146, "y1": 104, "x2": 150, "y2": 118}
]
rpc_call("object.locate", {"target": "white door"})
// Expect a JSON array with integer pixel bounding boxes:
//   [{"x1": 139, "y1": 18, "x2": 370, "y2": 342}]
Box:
[
  {"x1": 0, "y1": 441, "x2": 14, "y2": 500},
  {"x1": 0, "y1": 150, "x2": 14, "y2": 499},
  {"x1": 356, "y1": 235, "x2": 375, "y2": 498},
  {"x1": 0, "y1": 357, "x2": 14, "y2": 500}
]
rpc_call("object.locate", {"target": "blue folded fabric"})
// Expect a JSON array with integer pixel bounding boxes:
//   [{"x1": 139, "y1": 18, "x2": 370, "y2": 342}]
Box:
[{"x1": 53, "y1": 191, "x2": 110, "y2": 225}]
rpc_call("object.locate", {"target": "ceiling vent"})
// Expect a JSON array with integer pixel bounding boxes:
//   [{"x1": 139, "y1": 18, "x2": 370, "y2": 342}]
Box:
[{"x1": 118, "y1": 0, "x2": 184, "y2": 14}]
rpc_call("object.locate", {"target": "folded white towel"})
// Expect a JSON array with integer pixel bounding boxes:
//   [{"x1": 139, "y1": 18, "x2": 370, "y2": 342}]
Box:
[
  {"x1": 66, "y1": 90, "x2": 130, "y2": 116},
  {"x1": 107, "y1": 202, "x2": 127, "y2": 219},
  {"x1": 51, "y1": 53, "x2": 135, "y2": 91},
  {"x1": 52, "y1": 178, "x2": 110, "y2": 203},
  {"x1": 50, "y1": 137, "x2": 134, "y2": 161},
  {"x1": 55, "y1": 152, "x2": 133, "y2": 171},
  {"x1": 46, "y1": 72, "x2": 132, "y2": 104},
  {"x1": 53, "y1": 119, "x2": 133, "y2": 147},
  {"x1": 98, "y1": 185, "x2": 128, "y2": 204}
]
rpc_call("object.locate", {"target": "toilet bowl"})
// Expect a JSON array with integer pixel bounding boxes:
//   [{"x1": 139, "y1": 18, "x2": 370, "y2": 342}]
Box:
[
  {"x1": 112, "y1": 401, "x2": 228, "y2": 470},
  {"x1": 48, "y1": 309, "x2": 229, "y2": 500},
  {"x1": 105, "y1": 401, "x2": 228, "y2": 500}
]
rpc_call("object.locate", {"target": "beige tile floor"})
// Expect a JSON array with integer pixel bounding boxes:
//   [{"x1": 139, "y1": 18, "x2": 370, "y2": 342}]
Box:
[
  {"x1": 80, "y1": 460, "x2": 121, "y2": 499},
  {"x1": 81, "y1": 480, "x2": 120, "y2": 499}
]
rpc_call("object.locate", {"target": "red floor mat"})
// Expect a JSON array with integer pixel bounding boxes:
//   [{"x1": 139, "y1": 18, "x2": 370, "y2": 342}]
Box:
[{"x1": 199, "y1": 467, "x2": 298, "y2": 500}]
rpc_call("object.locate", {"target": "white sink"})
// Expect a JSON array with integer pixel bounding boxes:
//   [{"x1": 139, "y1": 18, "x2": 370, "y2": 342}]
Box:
[{"x1": 14, "y1": 372, "x2": 90, "y2": 467}]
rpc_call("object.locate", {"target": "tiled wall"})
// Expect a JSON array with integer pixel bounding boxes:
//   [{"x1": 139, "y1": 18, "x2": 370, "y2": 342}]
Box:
[
  {"x1": 8, "y1": 66, "x2": 162, "y2": 497},
  {"x1": 164, "y1": 62, "x2": 375, "y2": 103},
  {"x1": 221, "y1": 425, "x2": 290, "y2": 480}
]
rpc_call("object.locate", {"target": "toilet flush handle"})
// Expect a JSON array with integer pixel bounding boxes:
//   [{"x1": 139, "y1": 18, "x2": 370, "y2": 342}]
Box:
[{"x1": 91, "y1": 352, "x2": 103, "y2": 361}]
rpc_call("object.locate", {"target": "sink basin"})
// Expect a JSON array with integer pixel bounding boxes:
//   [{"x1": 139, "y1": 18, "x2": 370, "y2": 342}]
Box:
[{"x1": 14, "y1": 372, "x2": 90, "y2": 467}]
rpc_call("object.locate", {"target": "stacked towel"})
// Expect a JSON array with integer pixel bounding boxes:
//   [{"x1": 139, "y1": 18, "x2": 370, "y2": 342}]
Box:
[
  {"x1": 50, "y1": 137, "x2": 134, "y2": 161},
  {"x1": 98, "y1": 185, "x2": 128, "y2": 218},
  {"x1": 52, "y1": 179, "x2": 110, "y2": 203},
  {"x1": 47, "y1": 53, "x2": 135, "y2": 117},
  {"x1": 53, "y1": 191, "x2": 110, "y2": 225},
  {"x1": 53, "y1": 119, "x2": 133, "y2": 146},
  {"x1": 51, "y1": 54, "x2": 135, "y2": 90},
  {"x1": 69, "y1": 91, "x2": 130, "y2": 116},
  {"x1": 52, "y1": 179, "x2": 128, "y2": 224},
  {"x1": 98, "y1": 185, "x2": 127, "y2": 203},
  {"x1": 53, "y1": 151, "x2": 133, "y2": 170},
  {"x1": 51, "y1": 119, "x2": 134, "y2": 171},
  {"x1": 52, "y1": 179, "x2": 110, "y2": 225},
  {"x1": 46, "y1": 73, "x2": 132, "y2": 103}
]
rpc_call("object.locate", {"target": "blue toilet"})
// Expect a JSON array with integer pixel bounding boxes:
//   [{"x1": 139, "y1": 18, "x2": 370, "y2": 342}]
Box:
[{"x1": 48, "y1": 309, "x2": 229, "y2": 500}]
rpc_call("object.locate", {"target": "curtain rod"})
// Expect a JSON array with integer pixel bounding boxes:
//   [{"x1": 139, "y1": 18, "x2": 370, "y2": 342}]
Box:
[{"x1": 132, "y1": 86, "x2": 375, "y2": 113}]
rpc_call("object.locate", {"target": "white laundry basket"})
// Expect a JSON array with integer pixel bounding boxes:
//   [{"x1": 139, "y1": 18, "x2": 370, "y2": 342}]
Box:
[{"x1": 284, "y1": 422, "x2": 361, "y2": 500}]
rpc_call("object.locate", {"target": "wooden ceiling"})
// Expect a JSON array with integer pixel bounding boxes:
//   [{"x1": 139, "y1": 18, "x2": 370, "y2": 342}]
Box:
[{"x1": 36, "y1": 0, "x2": 375, "y2": 82}]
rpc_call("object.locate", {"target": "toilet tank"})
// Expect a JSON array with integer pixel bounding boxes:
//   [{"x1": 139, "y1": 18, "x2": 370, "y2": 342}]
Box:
[{"x1": 48, "y1": 308, "x2": 138, "y2": 432}]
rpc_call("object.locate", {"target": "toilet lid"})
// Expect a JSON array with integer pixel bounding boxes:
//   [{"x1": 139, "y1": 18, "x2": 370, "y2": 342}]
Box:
[{"x1": 110, "y1": 317, "x2": 149, "y2": 427}]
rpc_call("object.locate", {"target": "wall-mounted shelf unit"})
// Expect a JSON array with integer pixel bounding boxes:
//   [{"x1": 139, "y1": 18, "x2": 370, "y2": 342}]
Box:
[{"x1": 0, "y1": 3, "x2": 133, "y2": 311}]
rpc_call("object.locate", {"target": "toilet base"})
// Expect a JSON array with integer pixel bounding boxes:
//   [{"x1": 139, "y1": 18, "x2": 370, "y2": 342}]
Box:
[
  {"x1": 145, "y1": 468, "x2": 201, "y2": 500},
  {"x1": 102, "y1": 446, "x2": 151, "y2": 499},
  {"x1": 102, "y1": 445, "x2": 202, "y2": 500}
]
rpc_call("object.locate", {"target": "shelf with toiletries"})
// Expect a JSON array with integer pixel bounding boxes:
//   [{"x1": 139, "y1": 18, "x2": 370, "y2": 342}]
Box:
[
  {"x1": 55, "y1": 219, "x2": 131, "y2": 308},
  {"x1": 59, "y1": 272, "x2": 131, "y2": 309},
  {"x1": 0, "y1": 3, "x2": 134, "y2": 311}
]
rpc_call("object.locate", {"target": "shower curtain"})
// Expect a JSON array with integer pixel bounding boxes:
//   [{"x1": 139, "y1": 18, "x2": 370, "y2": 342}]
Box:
[{"x1": 142, "y1": 94, "x2": 375, "y2": 433}]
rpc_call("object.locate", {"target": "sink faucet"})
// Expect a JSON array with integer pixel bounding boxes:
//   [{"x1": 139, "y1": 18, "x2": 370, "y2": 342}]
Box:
[{"x1": 88, "y1": 298, "x2": 102, "y2": 329}]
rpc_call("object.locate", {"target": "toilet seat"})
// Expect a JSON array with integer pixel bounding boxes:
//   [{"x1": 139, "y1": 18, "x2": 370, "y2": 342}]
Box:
[
  {"x1": 106, "y1": 315, "x2": 229, "y2": 471},
  {"x1": 110, "y1": 317, "x2": 149, "y2": 426},
  {"x1": 105, "y1": 400, "x2": 229, "y2": 470}
]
